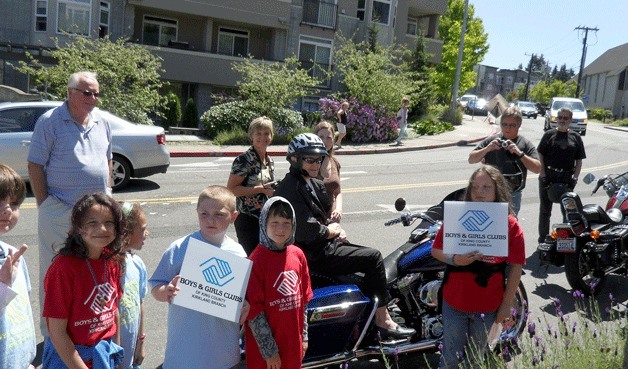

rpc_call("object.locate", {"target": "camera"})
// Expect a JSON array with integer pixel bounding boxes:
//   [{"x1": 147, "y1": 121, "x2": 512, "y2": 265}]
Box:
[{"x1": 497, "y1": 139, "x2": 510, "y2": 148}]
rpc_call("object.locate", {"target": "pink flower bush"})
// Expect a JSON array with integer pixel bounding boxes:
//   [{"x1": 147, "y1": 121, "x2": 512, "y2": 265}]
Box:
[{"x1": 319, "y1": 97, "x2": 398, "y2": 143}]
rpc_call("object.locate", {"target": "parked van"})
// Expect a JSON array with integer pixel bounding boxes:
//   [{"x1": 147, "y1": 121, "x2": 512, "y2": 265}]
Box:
[{"x1": 544, "y1": 97, "x2": 588, "y2": 135}]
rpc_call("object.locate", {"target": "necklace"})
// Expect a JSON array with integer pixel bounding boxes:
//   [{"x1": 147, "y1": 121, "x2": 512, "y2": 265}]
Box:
[{"x1": 85, "y1": 258, "x2": 110, "y2": 308}]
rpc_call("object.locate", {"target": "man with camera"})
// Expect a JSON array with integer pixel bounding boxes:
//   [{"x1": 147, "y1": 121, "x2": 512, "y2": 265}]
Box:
[{"x1": 468, "y1": 106, "x2": 540, "y2": 216}]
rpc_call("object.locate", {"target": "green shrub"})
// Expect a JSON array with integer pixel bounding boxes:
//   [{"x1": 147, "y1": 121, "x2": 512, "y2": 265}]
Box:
[
  {"x1": 214, "y1": 125, "x2": 311, "y2": 146},
  {"x1": 615, "y1": 118, "x2": 628, "y2": 127},
  {"x1": 200, "y1": 100, "x2": 304, "y2": 139},
  {"x1": 440, "y1": 105, "x2": 463, "y2": 125},
  {"x1": 181, "y1": 98, "x2": 199, "y2": 128},
  {"x1": 162, "y1": 93, "x2": 181, "y2": 129},
  {"x1": 588, "y1": 107, "x2": 612, "y2": 122},
  {"x1": 411, "y1": 119, "x2": 455, "y2": 136}
]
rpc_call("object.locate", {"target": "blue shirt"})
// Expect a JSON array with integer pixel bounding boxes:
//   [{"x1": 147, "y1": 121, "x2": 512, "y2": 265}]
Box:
[
  {"x1": 149, "y1": 231, "x2": 246, "y2": 369},
  {"x1": 0, "y1": 241, "x2": 36, "y2": 369},
  {"x1": 28, "y1": 102, "x2": 112, "y2": 206},
  {"x1": 119, "y1": 253, "x2": 147, "y2": 369}
]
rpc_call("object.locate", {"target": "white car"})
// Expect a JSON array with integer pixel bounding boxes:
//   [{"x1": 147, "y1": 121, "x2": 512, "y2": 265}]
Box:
[
  {"x1": 544, "y1": 97, "x2": 588, "y2": 136},
  {"x1": 458, "y1": 94, "x2": 478, "y2": 108},
  {"x1": 0, "y1": 101, "x2": 170, "y2": 190}
]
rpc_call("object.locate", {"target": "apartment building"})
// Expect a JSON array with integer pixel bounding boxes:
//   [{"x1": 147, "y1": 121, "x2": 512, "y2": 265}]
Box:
[{"x1": 0, "y1": 0, "x2": 446, "y2": 115}]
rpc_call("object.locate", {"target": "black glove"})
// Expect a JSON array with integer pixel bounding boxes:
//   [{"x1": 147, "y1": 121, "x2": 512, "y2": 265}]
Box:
[{"x1": 540, "y1": 177, "x2": 550, "y2": 189}]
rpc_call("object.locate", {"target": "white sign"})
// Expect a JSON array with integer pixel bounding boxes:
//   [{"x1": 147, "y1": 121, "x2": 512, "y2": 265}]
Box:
[
  {"x1": 443, "y1": 201, "x2": 509, "y2": 257},
  {"x1": 173, "y1": 238, "x2": 252, "y2": 323}
]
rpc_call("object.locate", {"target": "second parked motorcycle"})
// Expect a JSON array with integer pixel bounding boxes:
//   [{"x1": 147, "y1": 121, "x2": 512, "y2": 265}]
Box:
[{"x1": 538, "y1": 171, "x2": 628, "y2": 295}]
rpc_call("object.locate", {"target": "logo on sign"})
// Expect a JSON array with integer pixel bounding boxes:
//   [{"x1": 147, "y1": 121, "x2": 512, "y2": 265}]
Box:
[
  {"x1": 199, "y1": 257, "x2": 234, "y2": 287},
  {"x1": 273, "y1": 270, "x2": 300, "y2": 296},
  {"x1": 459, "y1": 210, "x2": 494, "y2": 232}
]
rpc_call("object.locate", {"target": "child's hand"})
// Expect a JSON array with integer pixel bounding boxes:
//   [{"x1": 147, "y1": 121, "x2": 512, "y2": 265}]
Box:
[
  {"x1": 302, "y1": 341, "x2": 308, "y2": 359},
  {"x1": 153, "y1": 275, "x2": 181, "y2": 303},
  {"x1": 265, "y1": 353, "x2": 281, "y2": 369},
  {"x1": 239, "y1": 299, "x2": 250, "y2": 325},
  {"x1": 133, "y1": 339, "x2": 145, "y2": 366},
  {"x1": 0, "y1": 244, "x2": 27, "y2": 287}
]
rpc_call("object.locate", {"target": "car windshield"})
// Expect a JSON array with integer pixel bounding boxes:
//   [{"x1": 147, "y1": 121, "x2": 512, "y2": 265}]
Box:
[
  {"x1": 553, "y1": 101, "x2": 585, "y2": 112},
  {"x1": 460, "y1": 96, "x2": 476, "y2": 102},
  {"x1": 520, "y1": 102, "x2": 535, "y2": 108}
]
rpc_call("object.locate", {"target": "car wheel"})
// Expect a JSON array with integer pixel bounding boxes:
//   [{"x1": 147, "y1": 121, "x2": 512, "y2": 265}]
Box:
[
  {"x1": 111, "y1": 155, "x2": 132, "y2": 191},
  {"x1": 532, "y1": 114, "x2": 537, "y2": 119},
  {"x1": 580, "y1": 130, "x2": 586, "y2": 136}
]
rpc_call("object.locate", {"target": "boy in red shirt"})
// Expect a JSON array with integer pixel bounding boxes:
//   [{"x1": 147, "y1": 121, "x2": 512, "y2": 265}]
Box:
[{"x1": 245, "y1": 197, "x2": 313, "y2": 369}]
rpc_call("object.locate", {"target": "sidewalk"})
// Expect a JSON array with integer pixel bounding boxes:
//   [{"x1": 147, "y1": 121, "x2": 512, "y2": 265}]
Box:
[{"x1": 167, "y1": 115, "x2": 499, "y2": 157}]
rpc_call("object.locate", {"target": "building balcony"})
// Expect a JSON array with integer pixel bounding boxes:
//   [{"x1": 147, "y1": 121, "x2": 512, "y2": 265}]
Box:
[
  {"x1": 302, "y1": 0, "x2": 338, "y2": 29},
  {"x1": 408, "y1": 0, "x2": 447, "y2": 15}
]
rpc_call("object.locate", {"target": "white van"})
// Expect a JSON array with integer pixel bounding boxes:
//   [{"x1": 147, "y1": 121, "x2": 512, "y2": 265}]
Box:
[{"x1": 544, "y1": 97, "x2": 588, "y2": 136}]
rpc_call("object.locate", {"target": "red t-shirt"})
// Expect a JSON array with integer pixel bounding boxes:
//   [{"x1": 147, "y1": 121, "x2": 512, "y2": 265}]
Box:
[
  {"x1": 432, "y1": 215, "x2": 526, "y2": 312},
  {"x1": 43, "y1": 254, "x2": 122, "y2": 346},
  {"x1": 245, "y1": 245, "x2": 313, "y2": 369}
]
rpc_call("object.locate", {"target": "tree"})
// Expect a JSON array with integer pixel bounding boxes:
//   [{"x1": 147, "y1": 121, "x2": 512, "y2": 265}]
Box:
[
  {"x1": 409, "y1": 32, "x2": 436, "y2": 117},
  {"x1": 232, "y1": 56, "x2": 320, "y2": 116},
  {"x1": 15, "y1": 35, "x2": 166, "y2": 125},
  {"x1": 181, "y1": 98, "x2": 199, "y2": 128},
  {"x1": 528, "y1": 79, "x2": 577, "y2": 105},
  {"x1": 162, "y1": 93, "x2": 182, "y2": 129},
  {"x1": 552, "y1": 64, "x2": 575, "y2": 82},
  {"x1": 333, "y1": 35, "x2": 418, "y2": 112},
  {"x1": 431, "y1": 0, "x2": 489, "y2": 103}
]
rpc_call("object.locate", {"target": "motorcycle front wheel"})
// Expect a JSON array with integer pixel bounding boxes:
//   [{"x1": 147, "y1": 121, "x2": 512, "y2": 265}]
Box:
[{"x1": 564, "y1": 249, "x2": 607, "y2": 295}]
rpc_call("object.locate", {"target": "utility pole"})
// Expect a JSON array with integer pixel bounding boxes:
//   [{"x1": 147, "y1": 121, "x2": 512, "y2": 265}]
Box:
[
  {"x1": 575, "y1": 26, "x2": 598, "y2": 98},
  {"x1": 523, "y1": 53, "x2": 534, "y2": 101}
]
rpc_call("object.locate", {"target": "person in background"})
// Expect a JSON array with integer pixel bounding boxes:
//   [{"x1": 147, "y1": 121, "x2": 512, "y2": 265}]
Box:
[
  {"x1": 28, "y1": 71, "x2": 113, "y2": 335},
  {"x1": 393, "y1": 97, "x2": 410, "y2": 146},
  {"x1": 335, "y1": 101, "x2": 349, "y2": 149},
  {"x1": 274, "y1": 133, "x2": 415, "y2": 340},
  {"x1": 0, "y1": 164, "x2": 36, "y2": 369},
  {"x1": 468, "y1": 106, "x2": 540, "y2": 216},
  {"x1": 42, "y1": 193, "x2": 125, "y2": 369},
  {"x1": 431, "y1": 166, "x2": 525, "y2": 369},
  {"x1": 245, "y1": 197, "x2": 312, "y2": 369},
  {"x1": 227, "y1": 116, "x2": 277, "y2": 255},
  {"x1": 118, "y1": 202, "x2": 149, "y2": 369},
  {"x1": 149, "y1": 186, "x2": 249, "y2": 369},
  {"x1": 537, "y1": 107, "x2": 586, "y2": 243},
  {"x1": 314, "y1": 121, "x2": 343, "y2": 223}
]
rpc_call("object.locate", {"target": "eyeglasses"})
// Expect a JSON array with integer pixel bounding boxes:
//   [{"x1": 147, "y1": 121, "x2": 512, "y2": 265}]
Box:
[
  {"x1": 500, "y1": 122, "x2": 518, "y2": 128},
  {"x1": 71, "y1": 88, "x2": 101, "y2": 98},
  {"x1": 557, "y1": 115, "x2": 571, "y2": 120},
  {"x1": 302, "y1": 157, "x2": 324, "y2": 164}
]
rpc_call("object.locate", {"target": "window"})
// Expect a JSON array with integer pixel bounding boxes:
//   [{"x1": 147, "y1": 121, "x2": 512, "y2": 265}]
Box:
[
  {"x1": 57, "y1": 0, "x2": 91, "y2": 36},
  {"x1": 299, "y1": 36, "x2": 332, "y2": 87},
  {"x1": 372, "y1": 0, "x2": 391, "y2": 25},
  {"x1": 99, "y1": 1, "x2": 109, "y2": 38},
  {"x1": 301, "y1": 97, "x2": 320, "y2": 113},
  {"x1": 143, "y1": 16, "x2": 177, "y2": 46},
  {"x1": 406, "y1": 17, "x2": 418, "y2": 35},
  {"x1": 357, "y1": 0, "x2": 365, "y2": 21},
  {"x1": 217, "y1": 27, "x2": 249, "y2": 56},
  {"x1": 0, "y1": 108, "x2": 49, "y2": 133},
  {"x1": 302, "y1": 0, "x2": 337, "y2": 28},
  {"x1": 35, "y1": 0, "x2": 48, "y2": 32},
  {"x1": 488, "y1": 73, "x2": 494, "y2": 80}
]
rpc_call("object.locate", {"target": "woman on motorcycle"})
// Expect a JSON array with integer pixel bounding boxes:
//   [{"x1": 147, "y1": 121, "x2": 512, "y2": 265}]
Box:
[
  {"x1": 431, "y1": 166, "x2": 525, "y2": 369},
  {"x1": 274, "y1": 133, "x2": 415, "y2": 340},
  {"x1": 315, "y1": 121, "x2": 343, "y2": 223}
]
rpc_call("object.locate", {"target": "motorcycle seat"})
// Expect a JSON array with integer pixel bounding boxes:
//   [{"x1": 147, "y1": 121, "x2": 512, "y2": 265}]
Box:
[
  {"x1": 583, "y1": 204, "x2": 620, "y2": 225},
  {"x1": 383, "y1": 249, "x2": 404, "y2": 285}
]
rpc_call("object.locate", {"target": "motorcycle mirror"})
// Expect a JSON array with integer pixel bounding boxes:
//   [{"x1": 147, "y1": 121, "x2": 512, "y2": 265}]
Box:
[
  {"x1": 394, "y1": 198, "x2": 407, "y2": 212},
  {"x1": 583, "y1": 173, "x2": 596, "y2": 185}
]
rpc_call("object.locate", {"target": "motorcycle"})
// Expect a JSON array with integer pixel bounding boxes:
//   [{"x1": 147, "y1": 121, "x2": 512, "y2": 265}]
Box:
[
  {"x1": 537, "y1": 171, "x2": 628, "y2": 295},
  {"x1": 300, "y1": 189, "x2": 528, "y2": 368}
]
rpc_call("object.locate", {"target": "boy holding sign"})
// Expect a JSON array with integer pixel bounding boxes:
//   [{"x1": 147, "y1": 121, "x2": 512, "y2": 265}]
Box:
[
  {"x1": 149, "y1": 186, "x2": 248, "y2": 369},
  {"x1": 431, "y1": 166, "x2": 525, "y2": 369},
  {"x1": 245, "y1": 197, "x2": 313, "y2": 369}
]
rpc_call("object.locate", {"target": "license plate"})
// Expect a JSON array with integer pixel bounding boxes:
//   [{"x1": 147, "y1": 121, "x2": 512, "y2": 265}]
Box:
[{"x1": 556, "y1": 238, "x2": 576, "y2": 252}]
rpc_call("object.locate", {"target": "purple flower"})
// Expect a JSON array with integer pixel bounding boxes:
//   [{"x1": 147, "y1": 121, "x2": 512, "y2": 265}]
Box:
[
  {"x1": 532, "y1": 355, "x2": 538, "y2": 366},
  {"x1": 480, "y1": 313, "x2": 485, "y2": 321},
  {"x1": 593, "y1": 328, "x2": 597, "y2": 338},
  {"x1": 438, "y1": 343, "x2": 443, "y2": 352},
  {"x1": 609, "y1": 293, "x2": 614, "y2": 301},
  {"x1": 343, "y1": 363, "x2": 349, "y2": 369},
  {"x1": 565, "y1": 339, "x2": 571, "y2": 348},
  {"x1": 572, "y1": 322, "x2": 577, "y2": 333},
  {"x1": 527, "y1": 322, "x2": 536, "y2": 338},
  {"x1": 502, "y1": 346, "x2": 509, "y2": 358},
  {"x1": 394, "y1": 346, "x2": 399, "y2": 358},
  {"x1": 377, "y1": 330, "x2": 382, "y2": 341}
]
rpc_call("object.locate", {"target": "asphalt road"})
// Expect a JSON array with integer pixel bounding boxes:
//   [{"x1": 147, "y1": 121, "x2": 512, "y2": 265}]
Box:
[{"x1": 6, "y1": 117, "x2": 627, "y2": 368}]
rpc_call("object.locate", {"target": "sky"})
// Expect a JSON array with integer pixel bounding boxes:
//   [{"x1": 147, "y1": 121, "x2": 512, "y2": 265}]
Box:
[{"x1": 469, "y1": 0, "x2": 628, "y2": 72}]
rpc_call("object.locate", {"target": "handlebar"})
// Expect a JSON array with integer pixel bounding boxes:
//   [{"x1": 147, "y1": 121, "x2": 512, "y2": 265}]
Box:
[{"x1": 384, "y1": 212, "x2": 439, "y2": 227}]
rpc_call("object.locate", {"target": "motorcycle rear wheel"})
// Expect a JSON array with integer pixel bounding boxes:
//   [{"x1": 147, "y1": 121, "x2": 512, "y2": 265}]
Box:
[{"x1": 564, "y1": 250, "x2": 607, "y2": 295}]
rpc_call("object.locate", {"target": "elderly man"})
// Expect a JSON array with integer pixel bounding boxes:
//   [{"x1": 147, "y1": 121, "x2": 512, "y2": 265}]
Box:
[
  {"x1": 27, "y1": 71, "x2": 112, "y2": 334},
  {"x1": 468, "y1": 106, "x2": 540, "y2": 216}
]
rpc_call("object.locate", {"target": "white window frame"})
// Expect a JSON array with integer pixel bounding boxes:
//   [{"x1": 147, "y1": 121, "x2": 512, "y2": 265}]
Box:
[
  {"x1": 142, "y1": 15, "x2": 178, "y2": 47},
  {"x1": 301, "y1": 97, "x2": 320, "y2": 113},
  {"x1": 35, "y1": 0, "x2": 48, "y2": 32},
  {"x1": 372, "y1": 0, "x2": 391, "y2": 25},
  {"x1": 298, "y1": 36, "x2": 333, "y2": 87},
  {"x1": 99, "y1": 1, "x2": 109, "y2": 38},
  {"x1": 357, "y1": 0, "x2": 366, "y2": 21},
  {"x1": 57, "y1": 0, "x2": 91, "y2": 36},
  {"x1": 217, "y1": 27, "x2": 250, "y2": 57},
  {"x1": 406, "y1": 17, "x2": 418, "y2": 36}
]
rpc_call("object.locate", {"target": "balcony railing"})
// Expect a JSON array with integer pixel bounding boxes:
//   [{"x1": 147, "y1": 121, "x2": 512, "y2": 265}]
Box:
[
  {"x1": 300, "y1": 61, "x2": 332, "y2": 88},
  {"x1": 302, "y1": 0, "x2": 337, "y2": 29}
]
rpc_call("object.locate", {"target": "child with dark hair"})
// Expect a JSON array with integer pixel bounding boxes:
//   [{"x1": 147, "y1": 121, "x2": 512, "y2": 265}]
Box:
[
  {"x1": 245, "y1": 197, "x2": 313, "y2": 369},
  {"x1": 0, "y1": 164, "x2": 36, "y2": 369},
  {"x1": 42, "y1": 192, "x2": 126, "y2": 369}
]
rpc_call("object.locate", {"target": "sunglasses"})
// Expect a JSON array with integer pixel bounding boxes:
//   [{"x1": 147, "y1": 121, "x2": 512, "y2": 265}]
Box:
[
  {"x1": 302, "y1": 157, "x2": 324, "y2": 164},
  {"x1": 557, "y1": 115, "x2": 571, "y2": 120},
  {"x1": 72, "y1": 88, "x2": 101, "y2": 98},
  {"x1": 500, "y1": 122, "x2": 518, "y2": 128}
]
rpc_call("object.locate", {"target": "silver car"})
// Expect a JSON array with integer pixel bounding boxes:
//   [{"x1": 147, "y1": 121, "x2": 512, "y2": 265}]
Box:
[{"x1": 0, "y1": 101, "x2": 170, "y2": 190}]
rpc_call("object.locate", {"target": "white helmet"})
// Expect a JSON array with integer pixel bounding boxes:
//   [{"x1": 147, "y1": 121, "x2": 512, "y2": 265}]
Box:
[{"x1": 287, "y1": 133, "x2": 328, "y2": 159}]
